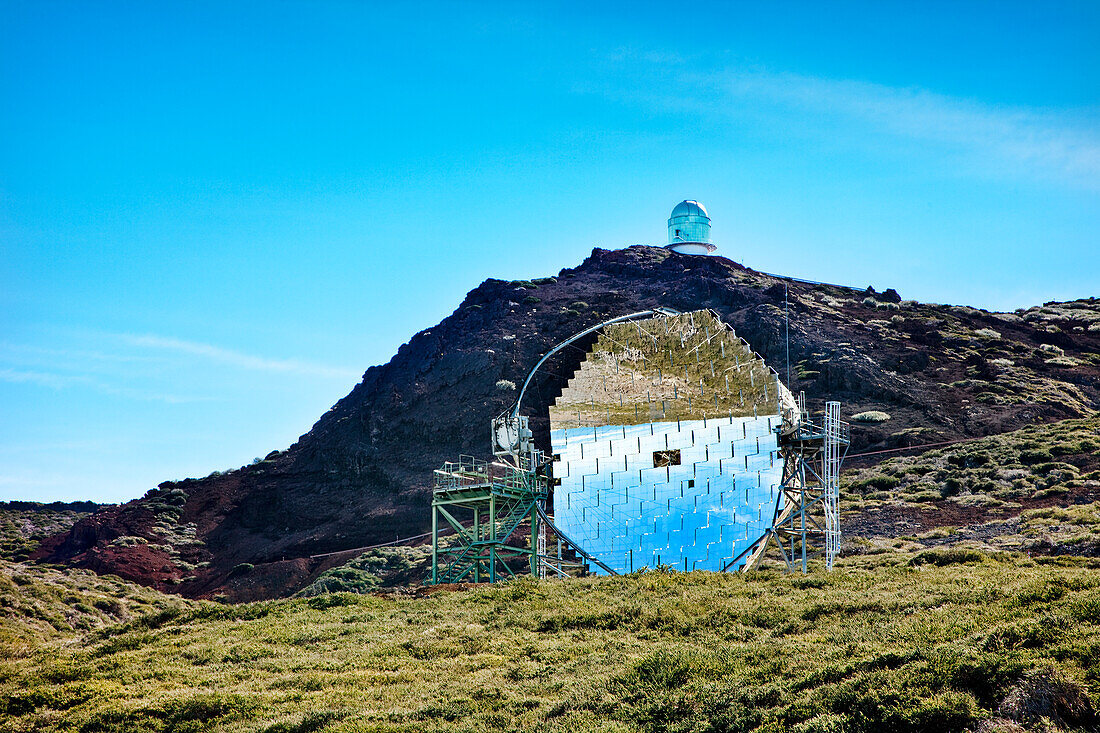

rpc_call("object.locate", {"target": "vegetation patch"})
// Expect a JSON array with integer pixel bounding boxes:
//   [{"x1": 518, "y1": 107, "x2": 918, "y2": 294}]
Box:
[
  {"x1": 0, "y1": 503, "x2": 100, "y2": 562},
  {"x1": 852, "y1": 410, "x2": 892, "y2": 423},
  {"x1": 3, "y1": 554, "x2": 1100, "y2": 732},
  {"x1": 846, "y1": 416, "x2": 1100, "y2": 518},
  {"x1": 296, "y1": 547, "x2": 432, "y2": 596}
]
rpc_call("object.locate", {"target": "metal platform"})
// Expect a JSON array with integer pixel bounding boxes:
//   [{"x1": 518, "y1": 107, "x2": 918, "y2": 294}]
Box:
[{"x1": 430, "y1": 455, "x2": 547, "y2": 584}]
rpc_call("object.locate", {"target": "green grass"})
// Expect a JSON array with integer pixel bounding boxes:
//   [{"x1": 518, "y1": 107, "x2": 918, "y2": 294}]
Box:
[
  {"x1": 0, "y1": 502, "x2": 100, "y2": 561},
  {"x1": 0, "y1": 560, "x2": 189, "y2": 656},
  {"x1": 846, "y1": 415, "x2": 1100, "y2": 509},
  {"x1": 2, "y1": 552, "x2": 1098, "y2": 732}
]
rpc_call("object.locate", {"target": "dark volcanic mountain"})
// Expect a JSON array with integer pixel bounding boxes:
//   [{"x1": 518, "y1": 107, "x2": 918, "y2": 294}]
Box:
[{"x1": 36, "y1": 246, "x2": 1100, "y2": 600}]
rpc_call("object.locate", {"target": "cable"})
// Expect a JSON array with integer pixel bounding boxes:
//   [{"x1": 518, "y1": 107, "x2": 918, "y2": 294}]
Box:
[
  {"x1": 760, "y1": 270, "x2": 863, "y2": 293},
  {"x1": 307, "y1": 524, "x2": 467, "y2": 559},
  {"x1": 844, "y1": 435, "x2": 991, "y2": 460}
]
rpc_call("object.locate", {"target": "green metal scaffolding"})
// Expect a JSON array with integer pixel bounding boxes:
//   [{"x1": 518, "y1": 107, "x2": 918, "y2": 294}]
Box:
[{"x1": 430, "y1": 455, "x2": 546, "y2": 584}]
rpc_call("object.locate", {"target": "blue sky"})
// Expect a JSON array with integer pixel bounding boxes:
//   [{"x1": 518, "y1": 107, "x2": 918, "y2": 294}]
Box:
[{"x1": 2, "y1": 1, "x2": 1097, "y2": 503}]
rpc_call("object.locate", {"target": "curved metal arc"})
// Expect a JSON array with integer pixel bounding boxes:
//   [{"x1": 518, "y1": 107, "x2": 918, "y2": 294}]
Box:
[
  {"x1": 534, "y1": 502, "x2": 619, "y2": 576},
  {"x1": 509, "y1": 308, "x2": 678, "y2": 419}
]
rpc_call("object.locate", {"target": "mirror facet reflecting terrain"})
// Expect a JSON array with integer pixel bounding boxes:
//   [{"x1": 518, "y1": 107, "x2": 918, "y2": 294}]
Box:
[{"x1": 550, "y1": 311, "x2": 789, "y2": 573}]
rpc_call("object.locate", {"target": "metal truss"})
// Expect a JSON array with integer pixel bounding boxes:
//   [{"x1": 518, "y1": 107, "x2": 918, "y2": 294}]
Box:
[
  {"x1": 430, "y1": 455, "x2": 546, "y2": 584},
  {"x1": 429, "y1": 451, "x2": 618, "y2": 584},
  {"x1": 823, "y1": 401, "x2": 842, "y2": 570},
  {"x1": 725, "y1": 401, "x2": 849, "y2": 573}
]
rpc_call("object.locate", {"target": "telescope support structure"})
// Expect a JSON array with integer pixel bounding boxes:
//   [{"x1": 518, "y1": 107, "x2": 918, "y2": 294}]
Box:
[{"x1": 727, "y1": 401, "x2": 849, "y2": 573}]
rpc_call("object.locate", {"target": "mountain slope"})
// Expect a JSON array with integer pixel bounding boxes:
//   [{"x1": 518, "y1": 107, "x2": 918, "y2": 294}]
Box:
[{"x1": 35, "y1": 246, "x2": 1100, "y2": 599}]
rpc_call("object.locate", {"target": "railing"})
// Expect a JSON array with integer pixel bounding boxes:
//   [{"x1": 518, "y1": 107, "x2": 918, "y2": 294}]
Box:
[
  {"x1": 434, "y1": 452, "x2": 550, "y2": 496},
  {"x1": 792, "y1": 411, "x2": 850, "y2": 444},
  {"x1": 434, "y1": 455, "x2": 490, "y2": 491}
]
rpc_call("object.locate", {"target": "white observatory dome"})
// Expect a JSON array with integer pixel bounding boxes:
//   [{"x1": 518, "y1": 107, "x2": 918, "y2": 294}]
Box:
[{"x1": 666, "y1": 200, "x2": 716, "y2": 254}]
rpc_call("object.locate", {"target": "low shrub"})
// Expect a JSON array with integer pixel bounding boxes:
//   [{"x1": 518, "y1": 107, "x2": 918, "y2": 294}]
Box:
[
  {"x1": 852, "y1": 411, "x2": 891, "y2": 423},
  {"x1": 865, "y1": 475, "x2": 901, "y2": 491},
  {"x1": 1019, "y1": 449, "x2": 1052, "y2": 464},
  {"x1": 611, "y1": 649, "x2": 696, "y2": 697},
  {"x1": 910, "y1": 548, "x2": 985, "y2": 567}
]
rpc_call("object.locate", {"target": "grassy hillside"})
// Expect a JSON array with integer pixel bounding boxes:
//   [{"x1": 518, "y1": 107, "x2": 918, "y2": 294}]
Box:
[
  {"x1": 844, "y1": 415, "x2": 1100, "y2": 558},
  {"x1": 0, "y1": 559, "x2": 189, "y2": 662},
  {"x1": 0, "y1": 501, "x2": 101, "y2": 562},
  {"x1": 2, "y1": 551, "x2": 1098, "y2": 732}
]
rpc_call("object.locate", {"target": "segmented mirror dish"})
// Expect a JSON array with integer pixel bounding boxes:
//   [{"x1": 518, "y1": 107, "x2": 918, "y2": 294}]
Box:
[{"x1": 549, "y1": 310, "x2": 793, "y2": 574}]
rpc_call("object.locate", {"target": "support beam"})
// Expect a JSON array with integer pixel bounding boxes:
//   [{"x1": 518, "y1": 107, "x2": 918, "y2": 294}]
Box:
[
  {"x1": 728, "y1": 406, "x2": 849, "y2": 574},
  {"x1": 430, "y1": 455, "x2": 548, "y2": 584}
]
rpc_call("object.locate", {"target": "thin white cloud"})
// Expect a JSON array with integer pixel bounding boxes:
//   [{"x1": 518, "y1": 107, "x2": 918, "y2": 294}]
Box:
[
  {"x1": 588, "y1": 55, "x2": 1100, "y2": 189},
  {"x1": 116, "y1": 334, "x2": 358, "y2": 380},
  {"x1": 0, "y1": 333, "x2": 356, "y2": 404},
  {"x1": 0, "y1": 367, "x2": 204, "y2": 403},
  {"x1": 715, "y1": 68, "x2": 1100, "y2": 188},
  {"x1": 0, "y1": 341, "x2": 168, "y2": 380},
  {"x1": 0, "y1": 367, "x2": 86, "y2": 390},
  {"x1": 0, "y1": 341, "x2": 164, "y2": 364}
]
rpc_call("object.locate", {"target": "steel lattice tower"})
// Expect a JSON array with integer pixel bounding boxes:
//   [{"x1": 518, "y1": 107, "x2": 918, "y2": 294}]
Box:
[{"x1": 727, "y1": 400, "x2": 849, "y2": 573}]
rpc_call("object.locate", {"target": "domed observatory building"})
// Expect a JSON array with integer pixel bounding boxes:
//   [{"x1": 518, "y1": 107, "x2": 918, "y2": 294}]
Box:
[
  {"x1": 549, "y1": 310, "x2": 799, "y2": 574},
  {"x1": 666, "y1": 200, "x2": 717, "y2": 255}
]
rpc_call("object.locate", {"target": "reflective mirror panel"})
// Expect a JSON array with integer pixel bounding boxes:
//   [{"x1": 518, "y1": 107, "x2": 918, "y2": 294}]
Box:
[
  {"x1": 549, "y1": 310, "x2": 787, "y2": 573},
  {"x1": 549, "y1": 310, "x2": 779, "y2": 430}
]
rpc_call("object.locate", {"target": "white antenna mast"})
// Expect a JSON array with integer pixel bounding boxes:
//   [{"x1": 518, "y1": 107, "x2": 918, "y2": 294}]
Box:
[{"x1": 784, "y1": 280, "x2": 791, "y2": 390}]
